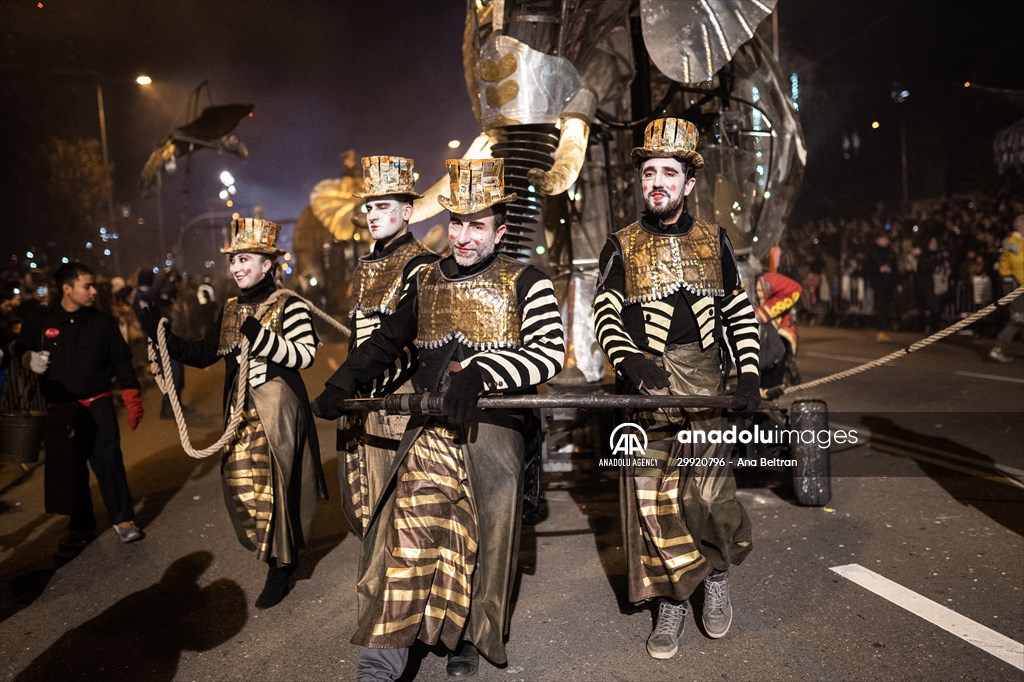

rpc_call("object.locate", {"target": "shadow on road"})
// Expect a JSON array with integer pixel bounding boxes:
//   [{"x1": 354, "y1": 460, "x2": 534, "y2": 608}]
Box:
[
  {"x1": 12, "y1": 551, "x2": 246, "y2": 682},
  {"x1": 861, "y1": 416, "x2": 1024, "y2": 536},
  {"x1": 295, "y1": 454, "x2": 349, "y2": 585}
]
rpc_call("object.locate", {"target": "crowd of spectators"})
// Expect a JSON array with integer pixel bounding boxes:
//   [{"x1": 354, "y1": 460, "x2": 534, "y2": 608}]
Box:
[
  {"x1": 0, "y1": 263, "x2": 224, "y2": 404},
  {"x1": 778, "y1": 193, "x2": 1024, "y2": 338}
]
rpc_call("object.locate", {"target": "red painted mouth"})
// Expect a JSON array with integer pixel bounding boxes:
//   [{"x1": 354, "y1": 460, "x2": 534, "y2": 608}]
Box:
[{"x1": 650, "y1": 191, "x2": 666, "y2": 201}]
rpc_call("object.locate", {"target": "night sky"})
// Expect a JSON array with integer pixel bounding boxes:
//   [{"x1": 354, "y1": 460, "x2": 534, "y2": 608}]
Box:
[{"x1": 2, "y1": 0, "x2": 1022, "y2": 271}]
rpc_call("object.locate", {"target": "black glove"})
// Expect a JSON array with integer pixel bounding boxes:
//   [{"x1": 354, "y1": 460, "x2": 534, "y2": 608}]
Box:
[
  {"x1": 240, "y1": 316, "x2": 263, "y2": 343},
  {"x1": 619, "y1": 354, "x2": 670, "y2": 391},
  {"x1": 734, "y1": 372, "x2": 761, "y2": 412},
  {"x1": 311, "y1": 384, "x2": 352, "y2": 420},
  {"x1": 134, "y1": 299, "x2": 163, "y2": 340},
  {"x1": 443, "y1": 364, "x2": 485, "y2": 426}
]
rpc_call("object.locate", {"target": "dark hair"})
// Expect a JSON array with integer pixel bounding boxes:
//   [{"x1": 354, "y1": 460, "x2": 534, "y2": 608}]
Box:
[
  {"x1": 491, "y1": 204, "x2": 508, "y2": 228},
  {"x1": 55, "y1": 262, "x2": 93, "y2": 290}
]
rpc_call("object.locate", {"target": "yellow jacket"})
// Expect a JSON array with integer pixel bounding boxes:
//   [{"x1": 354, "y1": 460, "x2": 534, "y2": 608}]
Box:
[{"x1": 998, "y1": 231, "x2": 1024, "y2": 284}]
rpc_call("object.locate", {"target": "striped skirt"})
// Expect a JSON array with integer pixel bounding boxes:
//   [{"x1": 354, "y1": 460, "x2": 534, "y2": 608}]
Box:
[
  {"x1": 367, "y1": 424, "x2": 477, "y2": 651},
  {"x1": 622, "y1": 342, "x2": 752, "y2": 604}
]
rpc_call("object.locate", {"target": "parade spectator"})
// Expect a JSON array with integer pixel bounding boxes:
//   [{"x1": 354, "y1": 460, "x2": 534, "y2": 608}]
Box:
[
  {"x1": 917, "y1": 236, "x2": 953, "y2": 333},
  {"x1": 15, "y1": 262, "x2": 145, "y2": 555},
  {"x1": 990, "y1": 215, "x2": 1024, "y2": 362}
]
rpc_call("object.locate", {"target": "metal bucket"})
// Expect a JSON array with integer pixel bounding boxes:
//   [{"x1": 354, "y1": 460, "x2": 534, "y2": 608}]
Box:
[{"x1": 0, "y1": 411, "x2": 47, "y2": 464}]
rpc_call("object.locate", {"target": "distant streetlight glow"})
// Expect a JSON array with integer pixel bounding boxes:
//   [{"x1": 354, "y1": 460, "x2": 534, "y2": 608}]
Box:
[
  {"x1": 220, "y1": 171, "x2": 235, "y2": 186},
  {"x1": 871, "y1": 121, "x2": 880, "y2": 129},
  {"x1": 447, "y1": 140, "x2": 461, "y2": 149},
  {"x1": 963, "y1": 81, "x2": 971, "y2": 88},
  {"x1": 136, "y1": 75, "x2": 152, "y2": 86}
]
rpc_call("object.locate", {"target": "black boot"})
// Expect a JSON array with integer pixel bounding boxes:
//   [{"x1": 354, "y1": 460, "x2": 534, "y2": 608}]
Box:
[
  {"x1": 446, "y1": 642, "x2": 479, "y2": 678},
  {"x1": 254, "y1": 559, "x2": 295, "y2": 609}
]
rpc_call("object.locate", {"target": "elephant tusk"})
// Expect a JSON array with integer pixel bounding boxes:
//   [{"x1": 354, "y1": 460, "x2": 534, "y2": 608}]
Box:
[
  {"x1": 527, "y1": 116, "x2": 590, "y2": 197},
  {"x1": 410, "y1": 133, "x2": 494, "y2": 225}
]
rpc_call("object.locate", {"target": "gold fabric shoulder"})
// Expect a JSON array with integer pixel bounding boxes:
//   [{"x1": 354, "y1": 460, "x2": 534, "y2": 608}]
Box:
[
  {"x1": 614, "y1": 219, "x2": 724, "y2": 303},
  {"x1": 218, "y1": 293, "x2": 289, "y2": 354},
  {"x1": 416, "y1": 255, "x2": 526, "y2": 350},
  {"x1": 351, "y1": 240, "x2": 435, "y2": 317}
]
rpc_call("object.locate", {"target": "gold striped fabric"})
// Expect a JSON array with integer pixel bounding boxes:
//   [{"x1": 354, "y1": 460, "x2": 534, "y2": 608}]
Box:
[
  {"x1": 623, "y1": 412, "x2": 708, "y2": 603},
  {"x1": 367, "y1": 425, "x2": 478, "y2": 651},
  {"x1": 224, "y1": 406, "x2": 275, "y2": 559}
]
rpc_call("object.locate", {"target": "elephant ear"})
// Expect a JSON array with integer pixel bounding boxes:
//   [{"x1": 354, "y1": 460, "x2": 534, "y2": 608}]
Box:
[{"x1": 310, "y1": 177, "x2": 364, "y2": 241}]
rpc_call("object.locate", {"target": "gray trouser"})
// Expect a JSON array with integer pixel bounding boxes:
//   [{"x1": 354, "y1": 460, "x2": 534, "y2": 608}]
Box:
[
  {"x1": 995, "y1": 277, "x2": 1023, "y2": 349},
  {"x1": 356, "y1": 646, "x2": 408, "y2": 682}
]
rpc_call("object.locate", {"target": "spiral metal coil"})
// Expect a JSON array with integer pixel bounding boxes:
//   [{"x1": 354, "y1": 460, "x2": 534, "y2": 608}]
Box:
[{"x1": 490, "y1": 124, "x2": 559, "y2": 260}]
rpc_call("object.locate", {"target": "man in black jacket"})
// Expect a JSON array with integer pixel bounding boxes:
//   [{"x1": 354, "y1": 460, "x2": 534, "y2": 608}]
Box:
[{"x1": 16, "y1": 262, "x2": 145, "y2": 553}]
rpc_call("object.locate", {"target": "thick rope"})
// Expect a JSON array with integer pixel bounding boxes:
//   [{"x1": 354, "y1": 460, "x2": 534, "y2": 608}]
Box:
[
  {"x1": 147, "y1": 287, "x2": 350, "y2": 459},
  {"x1": 150, "y1": 321, "x2": 249, "y2": 459},
  {"x1": 779, "y1": 284, "x2": 1024, "y2": 396}
]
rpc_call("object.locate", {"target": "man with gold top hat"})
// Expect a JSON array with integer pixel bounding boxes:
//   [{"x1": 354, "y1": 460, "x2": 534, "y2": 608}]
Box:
[
  {"x1": 313, "y1": 158, "x2": 565, "y2": 680},
  {"x1": 137, "y1": 217, "x2": 327, "y2": 609},
  {"x1": 593, "y1": 117, "x2": 761, "y2": 658},
  {"x1": 336, "y1": 155, "x2": 438, "y2": 648}
]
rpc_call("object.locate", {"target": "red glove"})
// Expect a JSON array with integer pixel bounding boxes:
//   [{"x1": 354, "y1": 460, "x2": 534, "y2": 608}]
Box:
[{"x1": 122, "y1": 388, "x2": 144, "y2": 430}]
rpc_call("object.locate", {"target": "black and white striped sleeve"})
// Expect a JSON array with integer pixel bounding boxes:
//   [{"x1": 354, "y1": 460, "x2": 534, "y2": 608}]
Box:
[
  {"x1": 593, "y1": 237, "x2": 645, "y2": 369},
  {"x1": 469, "y1": 267, "x2": 565, "y2": 391},
  {"x1": 719, "y1": 233, "x2": 759, "y2": 377},
  {"x1": 249, "y1": 298, "x2": 317, "y2": 370}
]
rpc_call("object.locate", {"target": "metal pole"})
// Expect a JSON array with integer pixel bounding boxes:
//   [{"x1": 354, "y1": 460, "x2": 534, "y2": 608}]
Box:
[
  {"x1": 330, "y1": 393, "x2": 748, "y2": 416},
  {"x1": 899, "y1": 116, "x2": 909, "y2": 207},
  {"x1": 95, "y1": 79, "x2": 121, "y2": 274}
]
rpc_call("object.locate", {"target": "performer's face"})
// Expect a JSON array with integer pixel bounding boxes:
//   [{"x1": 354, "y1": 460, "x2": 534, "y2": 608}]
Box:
[
  {"x1": 449, "y1": 208, "x2": 506, "y2": 267},
  {"x1": 228, "y1": 253, "x2": 273, "y2": 289},
  {"x1": 365, "y1": 198, "x2": 412, "y2": 241},
  {"x1": 62, "y1": 273, "x2": 97, "y2": 310},
  {"x1": 640, "y1": 158, "x2": 695, "y2": 222}
]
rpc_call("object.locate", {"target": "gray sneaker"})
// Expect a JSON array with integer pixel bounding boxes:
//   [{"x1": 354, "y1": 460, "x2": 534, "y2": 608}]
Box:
[
  {"x1": 702, "y1": 570, "x2": 733, "y2": 638},
  {"x1": 646, "y1": 599, "x2": 688, "y2": 659},
  {"x1": 113, "y1": 523, "x2": 144, "y2": 543}
]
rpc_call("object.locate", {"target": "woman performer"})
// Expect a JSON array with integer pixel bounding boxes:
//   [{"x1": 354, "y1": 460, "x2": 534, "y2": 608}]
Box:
[{"x1": 138, "y1": 217, "x2": 326, "y2": 609}]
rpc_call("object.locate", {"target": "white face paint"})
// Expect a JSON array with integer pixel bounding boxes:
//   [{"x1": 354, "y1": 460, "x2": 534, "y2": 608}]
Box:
[
  {"x1": 448, "y1": 208, "x2": 506, "y2": 267},
  {"x1": 228, "y1": 253, "x2": 273, "y2": 290},
  {"x1": 639, "y1": 157, "x2": 696, "y2": 222},
  {"x1": 365, "y1": 198, "x2": 412, "y2": 242}
]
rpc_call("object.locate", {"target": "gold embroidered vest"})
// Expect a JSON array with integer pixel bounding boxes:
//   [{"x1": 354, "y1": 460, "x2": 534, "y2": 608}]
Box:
[
  {"x1": 350, "y1": 240, "x2": 434, "y2": 317},
  {"x1": 218, "y1": 292, "x2": 288, "y2": 354},
  {"x1": 615, "y1": 219, "x2": 724, "y2": 303},
  {"x1": 416, "y1": 255, "x2": 526, "y2": 350}
]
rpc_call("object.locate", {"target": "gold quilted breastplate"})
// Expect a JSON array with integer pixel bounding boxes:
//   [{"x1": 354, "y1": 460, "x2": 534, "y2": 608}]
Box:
[
  {"x1": 218, "y1": 293, "x2": 287, "y2": 354},
  {"x1": 616, "y1": 219, "x2": 724, "y2": 303},
  {"x1": 416, "y1": 256, "x2": 525, "y2": 350},
  {"x1": 351, "y1": 240, "x2": 433, "y2": 317}
]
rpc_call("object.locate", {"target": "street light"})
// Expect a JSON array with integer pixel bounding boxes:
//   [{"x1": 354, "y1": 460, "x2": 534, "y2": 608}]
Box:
[
  {"x1": 136, "y1": 74, "x2": 152, "y2": 86},
  {"x1": 890, "y1": 82, "x2": 910, "y2": 207}
]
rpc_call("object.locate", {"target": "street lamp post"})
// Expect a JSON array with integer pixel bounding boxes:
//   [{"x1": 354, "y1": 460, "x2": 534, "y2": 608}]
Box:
[
  {"x1": 94, "y1": 78, "x2": 120, "y2": 274},
  {"x1": 891, "y1": 82, "x2": 910, "y2": 208}
]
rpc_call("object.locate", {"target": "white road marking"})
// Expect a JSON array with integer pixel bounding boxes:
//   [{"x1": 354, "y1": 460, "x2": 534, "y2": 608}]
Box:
[
  {"x1": 830, "y1": 563, "x2": 1024, "y2": 671},
  {"x1": 804, "y1": 351, "x2": 876, "y2": 363},
  {"x1": 953, "y1": 371, "x2": 1024, "y2": 385}
]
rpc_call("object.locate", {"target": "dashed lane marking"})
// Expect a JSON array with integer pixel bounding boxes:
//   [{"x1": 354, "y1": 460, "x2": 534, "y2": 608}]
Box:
[{"x1": 831, "y1": 563, "x2": 1024, "y2": 671}]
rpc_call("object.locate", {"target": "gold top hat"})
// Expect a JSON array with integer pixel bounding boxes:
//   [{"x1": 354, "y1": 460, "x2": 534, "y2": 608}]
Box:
[
  {"x1": 354, "y1": 155, "x2": 423, "y2": 199},
  {"x1": 631, "y1": 117, "x2": 705, "y2": 169},
  {"x1": 221, "y1": 217, "x2": 285, "y2": 256},
  {"x1": 437, "y1": 158, "x2": 517, "y2": 215}
]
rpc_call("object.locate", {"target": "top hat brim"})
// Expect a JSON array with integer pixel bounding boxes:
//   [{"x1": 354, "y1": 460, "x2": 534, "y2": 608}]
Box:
[
  {"x1": 437, "y1": 193, "x2": 518, "y2": 215},
  {"x1": 354, "y1": 190, "x2": 424, "y2": 200},
  {"x1": 220, "y1": 245, "x2": 286, "y2": 257},
  {"x1": 631, "y1": 147, "x2": 705, "y2": 169}
]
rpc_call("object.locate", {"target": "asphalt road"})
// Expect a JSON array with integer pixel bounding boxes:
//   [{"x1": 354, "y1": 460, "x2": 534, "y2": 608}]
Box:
[{"x1": 1, "y1": 326, "x2": 1021, "y2": 681}]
